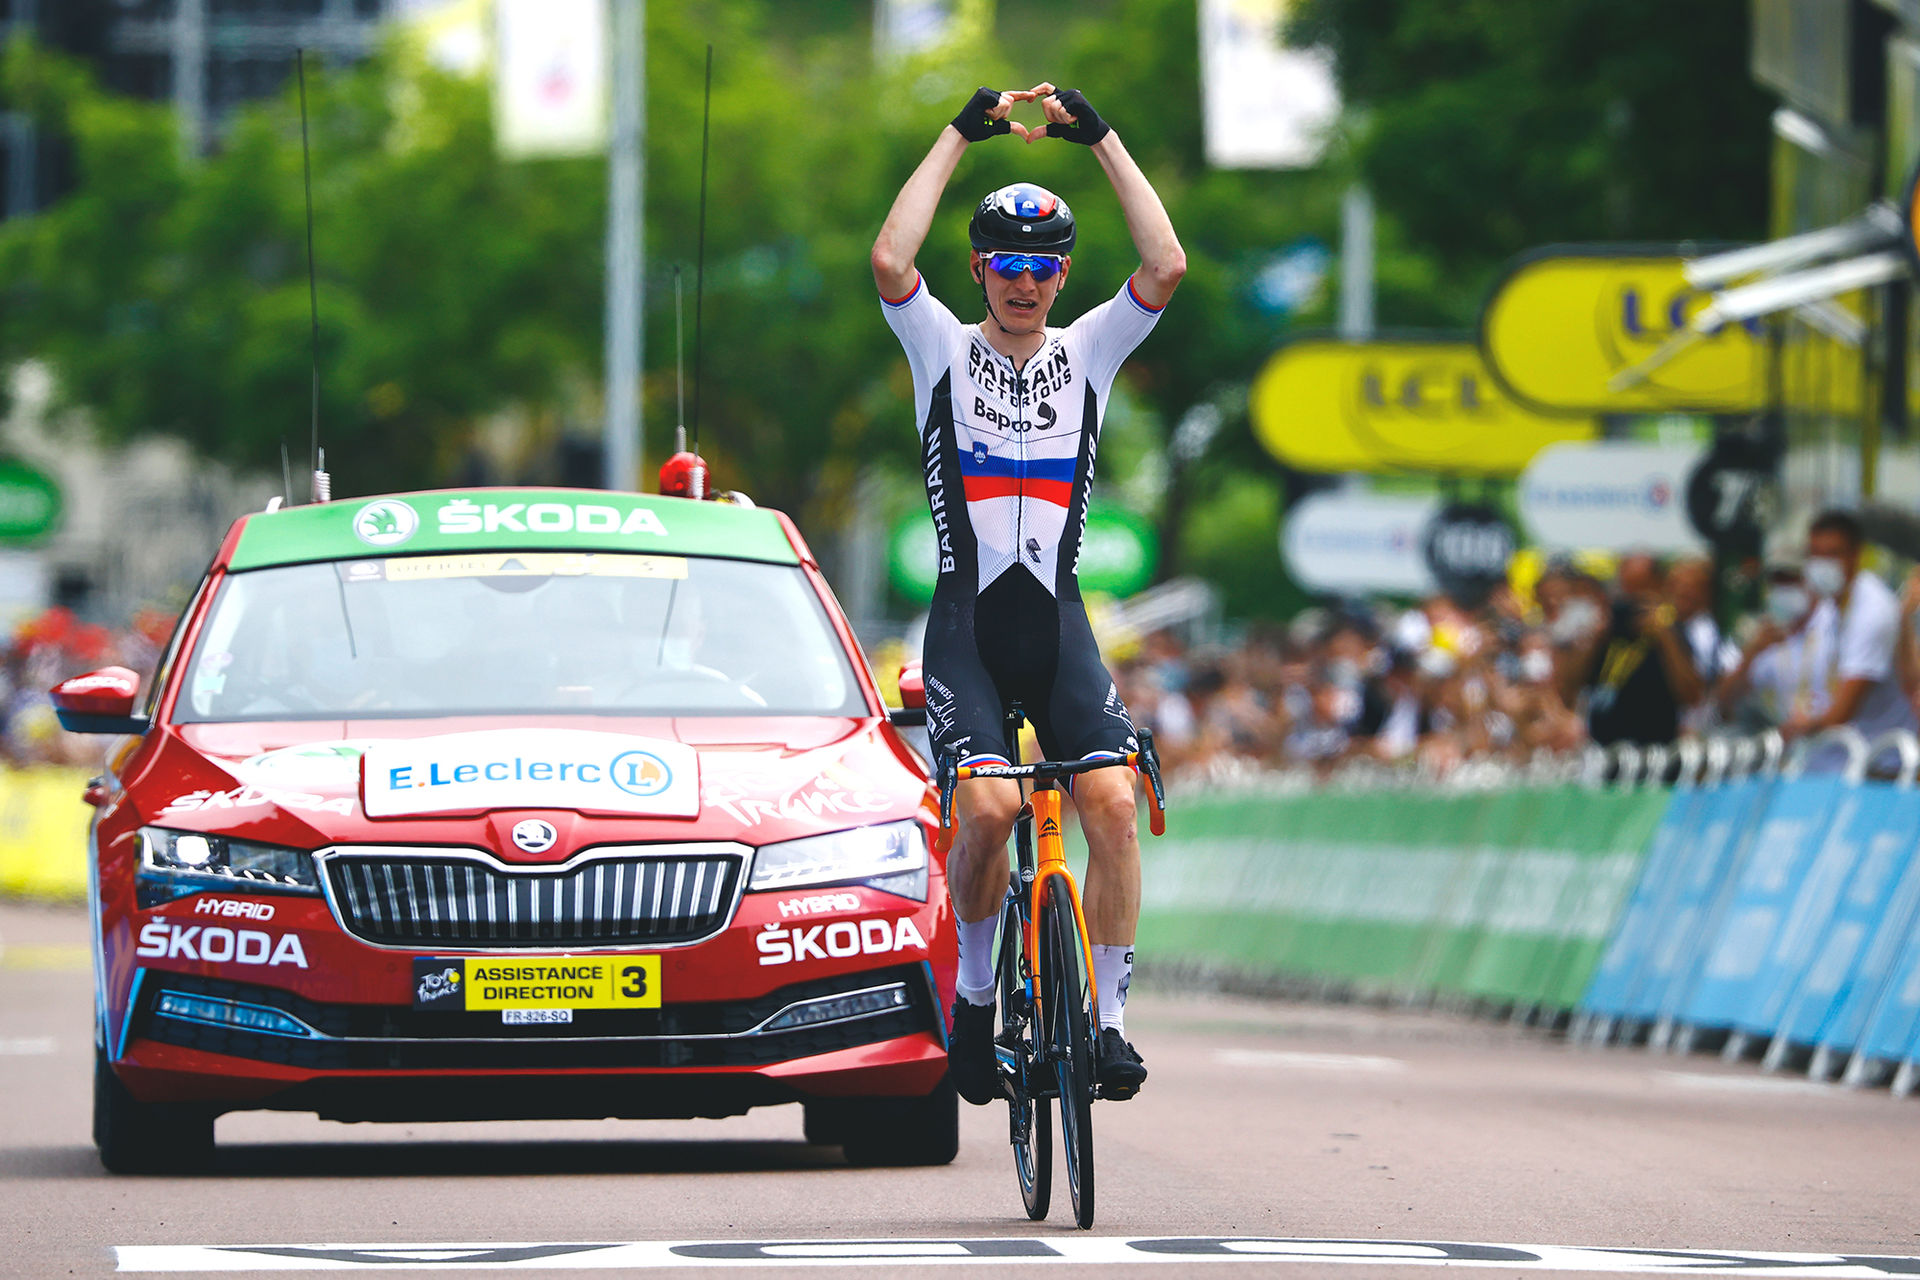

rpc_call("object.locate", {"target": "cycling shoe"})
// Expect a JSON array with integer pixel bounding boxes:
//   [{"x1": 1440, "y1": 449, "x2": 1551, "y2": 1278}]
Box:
[
  {"x1": 1094, "y1": 1027, "x2": 1147, "y2": 1100},
  {"x1": 948, "y1": 997, "x2": 1000, "y2": 1106}
]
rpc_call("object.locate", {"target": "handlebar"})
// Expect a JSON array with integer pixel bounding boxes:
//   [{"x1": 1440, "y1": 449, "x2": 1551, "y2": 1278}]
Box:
[{"x1": 933, "y1": 727, "x2": 1166, "y2": 851}]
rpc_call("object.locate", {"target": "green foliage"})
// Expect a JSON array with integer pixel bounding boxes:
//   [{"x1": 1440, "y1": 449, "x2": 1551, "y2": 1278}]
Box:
[{"x1": 1291, "y1": 0, "x2": 1775, "y2": 323}]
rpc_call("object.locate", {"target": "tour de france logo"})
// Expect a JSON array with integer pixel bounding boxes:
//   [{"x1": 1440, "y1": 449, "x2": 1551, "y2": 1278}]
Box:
[{"x1": 353, "y1": 499, "x2": 419, "y2": 547}]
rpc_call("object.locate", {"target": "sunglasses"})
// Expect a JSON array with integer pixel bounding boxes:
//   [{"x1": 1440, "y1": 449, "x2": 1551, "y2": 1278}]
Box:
[{"x1": 985, "y1": 252, "x2": 1066, "y2": 282}]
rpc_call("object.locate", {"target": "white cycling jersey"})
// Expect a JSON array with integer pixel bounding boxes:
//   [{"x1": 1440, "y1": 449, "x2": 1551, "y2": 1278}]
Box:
[{"x1": 880, "y1": 272, "x2": 1164, "y2": 600}]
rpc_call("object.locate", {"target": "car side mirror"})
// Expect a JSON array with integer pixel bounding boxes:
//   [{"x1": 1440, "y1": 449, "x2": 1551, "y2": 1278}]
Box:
[
  {"x1": 51, "y1": 666, "x2": 150, "y2": 735},
  {"x1": 888, "y1": 660, "x2": 927, "y2": 726}
]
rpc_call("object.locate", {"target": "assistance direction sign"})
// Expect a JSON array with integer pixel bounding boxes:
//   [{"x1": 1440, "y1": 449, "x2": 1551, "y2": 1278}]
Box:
[
  {"x1": 1479, "y1": 249, "x2": 1767, "y2": 414},
  {"x1": 1250, "y1": 339, "x2": 1595, "y2": 475}
]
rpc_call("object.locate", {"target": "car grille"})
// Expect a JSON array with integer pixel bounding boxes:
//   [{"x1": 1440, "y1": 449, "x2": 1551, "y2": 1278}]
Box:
[{"x1": 319, "y1": 847, "x2": 745, "y2": 949}]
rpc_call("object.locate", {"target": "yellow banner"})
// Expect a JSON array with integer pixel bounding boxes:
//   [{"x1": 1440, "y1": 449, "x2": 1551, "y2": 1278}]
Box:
[
  {"x1": 461, "y1": 955, "x2": 662, "y2": 1009},
  {"x1": 1479, "y1": 252, "x2": 1767, "y2": 413},
  {"x1": 1250, "y1": 340, "x2": 1596, "y2": 475}
]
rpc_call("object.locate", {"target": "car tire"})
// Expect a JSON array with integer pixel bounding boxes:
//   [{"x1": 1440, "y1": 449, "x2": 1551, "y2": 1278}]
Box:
[
  {"x1": 94, "y1": 1050, "x2": 215, "y2": 1175},
  {"x1": 834, "y1": 1076, "x2": 960, "y2": 1167}
]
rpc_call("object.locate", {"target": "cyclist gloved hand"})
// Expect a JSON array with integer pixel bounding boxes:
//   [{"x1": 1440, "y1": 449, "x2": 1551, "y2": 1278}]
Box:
[
  {"x1": 951, "y1": 86, "x2": 1015, "y2": 142},
  {"x1": 1037, "y1": 88, "x2": 1110, "y2": 145}
]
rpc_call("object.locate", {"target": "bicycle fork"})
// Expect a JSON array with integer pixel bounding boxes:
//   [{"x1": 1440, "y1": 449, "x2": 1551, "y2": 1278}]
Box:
[{"x1": 1024, "y1": 784, "x2": 1098, "y2": 1054}]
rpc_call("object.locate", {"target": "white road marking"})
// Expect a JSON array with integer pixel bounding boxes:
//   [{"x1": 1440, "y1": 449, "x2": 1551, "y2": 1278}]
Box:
[
  {"x1": 0, "y1": 1036, "x2": 54, "y2": 1055},
  {"x1": 1656, "y1": 1071, "x2": 1840, "y2": 1096},
  {"x1": 113, "y1": 1236, "x2": 1920, "y2": 1273},
  {"x1": 1216, "y1": 1048, "x2": 1406, "y2": 1073}
]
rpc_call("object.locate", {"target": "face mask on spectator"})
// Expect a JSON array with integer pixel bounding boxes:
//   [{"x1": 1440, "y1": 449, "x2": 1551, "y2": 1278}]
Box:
[
  {"x1": 1767, "y1": 585, "x2": 1809, "y2": 625},
  {"x1": 1327, "y1": 659, "x2": 1361, "y2": 688},
  {"x1": 1804, "y1": 556, "x2": 1847, "y2": 598},
  {"x1": 1520, "y1": 649, "x2": 1553, "y2": 683},
  {"x1": 1548, "y1": 598, "x2": 1601, "y2": 645}
]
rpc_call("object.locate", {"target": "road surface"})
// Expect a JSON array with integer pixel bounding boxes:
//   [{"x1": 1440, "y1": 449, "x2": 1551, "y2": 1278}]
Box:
[{"x1": 2, "y1": 900, "x2": 1914, "y2": 1278}]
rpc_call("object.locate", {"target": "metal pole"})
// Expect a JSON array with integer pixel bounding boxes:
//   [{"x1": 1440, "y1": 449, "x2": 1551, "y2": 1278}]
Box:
[
  {"x1": 1339, "y1": 184, "x2": 1374, "y2": 341},
  {"x1": 3, "y1": 0, "x2": 36, "y2": 219},
  {"x1": 603, "y1": 0, "x2": 644, "y2": 492},
  {"x1": 174, "y1": 0, "x2": 207, "y2": 160}
]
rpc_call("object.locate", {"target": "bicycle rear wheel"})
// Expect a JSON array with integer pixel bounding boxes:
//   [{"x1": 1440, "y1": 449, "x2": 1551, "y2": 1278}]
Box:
[
  {"x1": 999, "y1": 894, "x2": 1051, "y2": 1220},
  {"x1": 1042, "y1": 875, "x2": 1096, "y2": 1229}
]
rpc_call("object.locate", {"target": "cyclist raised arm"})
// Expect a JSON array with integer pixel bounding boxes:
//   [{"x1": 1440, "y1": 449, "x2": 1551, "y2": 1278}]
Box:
[{"x1": 873, "y1": 84, "x2": 1185, "y2": 1106}]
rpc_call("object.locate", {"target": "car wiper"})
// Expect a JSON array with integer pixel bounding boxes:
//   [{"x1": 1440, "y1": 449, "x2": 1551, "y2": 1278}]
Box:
[{"x1": 334, "y1": 573, "x2": 359, "y2": 659}]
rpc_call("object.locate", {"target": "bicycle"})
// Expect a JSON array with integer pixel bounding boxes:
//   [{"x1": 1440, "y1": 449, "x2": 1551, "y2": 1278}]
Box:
[{"x1": 935, "y1": 707, "x2": 1166, "y2": 1230}]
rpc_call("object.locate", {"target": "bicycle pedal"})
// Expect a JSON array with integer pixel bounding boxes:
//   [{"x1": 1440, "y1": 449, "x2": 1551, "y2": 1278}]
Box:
[{"x1": 1095, "y1": 1081, "x2": 1141, "y2": 1102}]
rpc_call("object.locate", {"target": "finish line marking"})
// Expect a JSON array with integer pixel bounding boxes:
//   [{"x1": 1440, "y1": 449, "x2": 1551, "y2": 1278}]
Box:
[{"x1": 112, "y1": 1237, "x2": 1920, "y2": 1274}]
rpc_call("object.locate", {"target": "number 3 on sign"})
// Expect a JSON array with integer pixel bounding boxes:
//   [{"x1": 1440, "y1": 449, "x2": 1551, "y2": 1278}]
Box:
[{"x1": 610, "y1": 955, "x2": 661, "y2": 1008}]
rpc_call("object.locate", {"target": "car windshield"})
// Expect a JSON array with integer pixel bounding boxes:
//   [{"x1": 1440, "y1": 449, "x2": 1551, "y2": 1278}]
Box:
[{"x1": 174, "y1": 552, "x2": 868, "y2": 721}]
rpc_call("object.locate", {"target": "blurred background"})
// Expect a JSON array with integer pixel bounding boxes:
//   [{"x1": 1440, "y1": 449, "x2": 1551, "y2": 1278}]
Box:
[{"x1": 0, "y1": 0, "x2": 1907, "y2": 776}]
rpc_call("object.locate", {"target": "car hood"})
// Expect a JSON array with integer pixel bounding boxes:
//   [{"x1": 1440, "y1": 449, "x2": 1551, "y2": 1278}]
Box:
[{"x1": 125, "y1": 716, "x2": 933, "y2": 863}]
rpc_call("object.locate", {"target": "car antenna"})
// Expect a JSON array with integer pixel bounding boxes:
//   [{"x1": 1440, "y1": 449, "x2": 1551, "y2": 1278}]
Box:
[
  {"x1": 692, "y1": 43, "x2": 711, "y2": 457},
  {"x1": 658, "y1": 47, "x2": 713, "y2": 500},
  {"x1": 674, "y1": 265, "x2": 687, "y2": 451},
  {"x1": 296, "y1": 49, "x2": 330, "y2": 504}
]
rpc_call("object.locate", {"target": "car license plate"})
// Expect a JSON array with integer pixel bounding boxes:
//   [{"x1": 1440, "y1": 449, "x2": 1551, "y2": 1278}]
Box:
[
  {"x1": 412, "y1": 955, "x2": 662, "y2": 1011},
  {"x1": 502, "y1": 1008, "x2": 573, "y2": 1026}
]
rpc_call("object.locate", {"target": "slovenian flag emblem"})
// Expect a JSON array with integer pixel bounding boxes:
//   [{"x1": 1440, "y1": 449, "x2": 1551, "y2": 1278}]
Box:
[{"x1": 959, "y1": 451, "x2": 1076, "y2": 507}]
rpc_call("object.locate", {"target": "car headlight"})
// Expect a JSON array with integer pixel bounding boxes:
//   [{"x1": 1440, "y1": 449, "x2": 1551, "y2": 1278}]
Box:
[
  {"x1": 139, "y1": 826, "x2": 319, "y2": 894},
  {"x1": 749, "y1": 820, "x2": 928, "y2": 899}
]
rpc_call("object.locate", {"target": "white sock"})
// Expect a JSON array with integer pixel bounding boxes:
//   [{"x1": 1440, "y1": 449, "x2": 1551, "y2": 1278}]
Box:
[
  {"x1": 955, "y1": 913, "x2": 999, "y2": 1006},
  {"x1": 1093, "y1": 944, "x2": 1133, "y2": 1032}
]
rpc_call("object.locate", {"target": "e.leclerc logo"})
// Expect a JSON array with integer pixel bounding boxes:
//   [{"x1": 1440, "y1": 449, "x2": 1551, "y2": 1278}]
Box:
[
  {"x1": 609, "y1": 750, "x2": 673, "y2": 797},
  {"x1": 353, "y1": 499, "x2": 419, "y2": 547}
]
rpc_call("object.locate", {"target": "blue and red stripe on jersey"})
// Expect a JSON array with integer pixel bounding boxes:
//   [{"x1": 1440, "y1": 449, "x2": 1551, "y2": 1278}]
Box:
[
  {"x1": 958, "y1": 451, "x2": 1077, "y2": 508},
  {"x1": 1125, "y1": 275, "x2": 1165, "y2": 314},
  {"x1": 880, "y1": 273, "x2": 923, "y2": 308}
]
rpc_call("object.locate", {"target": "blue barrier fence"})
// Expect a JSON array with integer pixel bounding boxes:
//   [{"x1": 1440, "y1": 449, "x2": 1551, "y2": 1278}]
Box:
[{"x1": 1576, "y1": 728, "x2": 1920, "y2": 1093}]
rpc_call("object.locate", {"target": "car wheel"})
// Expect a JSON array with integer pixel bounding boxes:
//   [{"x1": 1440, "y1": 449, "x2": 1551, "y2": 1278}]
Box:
[
  {"x1": 835, "y1": 1076, "x2": 960, "y2": 1167},
  {"x1": 94, "y1": 1050, "x2": 215, "y2": 1175}
]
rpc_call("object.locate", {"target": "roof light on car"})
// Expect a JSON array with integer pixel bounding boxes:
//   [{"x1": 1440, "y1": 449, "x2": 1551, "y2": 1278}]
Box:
[{"x1": 748, "y1": 820, "x2": 927, "y2": 898}]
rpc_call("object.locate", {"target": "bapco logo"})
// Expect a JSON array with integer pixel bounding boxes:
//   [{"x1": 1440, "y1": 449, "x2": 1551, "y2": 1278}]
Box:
[
  {"x1": 353, "y1": 499, "x2": 419, "y2": 547},
  {"x1": 511, "y1": 819, "x2": 558, "y2": 853}
]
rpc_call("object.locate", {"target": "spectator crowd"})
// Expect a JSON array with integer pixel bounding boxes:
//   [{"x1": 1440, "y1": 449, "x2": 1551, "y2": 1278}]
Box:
[
  {"x1": 0, "y1": 604, "x2": 174, "y2": 765},
  {"x1": 1116, "y1": 509, "x2": 1920, "y2": 782}
]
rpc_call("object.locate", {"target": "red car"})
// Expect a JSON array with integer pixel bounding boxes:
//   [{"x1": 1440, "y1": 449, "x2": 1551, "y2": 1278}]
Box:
[{"x1": 57, "y1": 487, "x2": 954, "y2": 1173}]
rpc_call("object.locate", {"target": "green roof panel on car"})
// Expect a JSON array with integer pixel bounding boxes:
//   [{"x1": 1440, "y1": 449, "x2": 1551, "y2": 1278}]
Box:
[{"x1": 228, "y1": 490, "x2": 799, "y2": 570}]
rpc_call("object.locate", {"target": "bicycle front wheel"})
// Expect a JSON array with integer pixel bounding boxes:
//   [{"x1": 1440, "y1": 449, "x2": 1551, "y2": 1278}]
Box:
[
  {"x1": 1042, "y1": 875, "x2": 1096, "y2": 1229},
  {"x1": 1000, "y1": 894, "x2": 1051, "y2": 1220}
]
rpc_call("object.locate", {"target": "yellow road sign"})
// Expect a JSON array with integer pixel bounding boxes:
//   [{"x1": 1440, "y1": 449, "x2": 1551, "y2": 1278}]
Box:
[
  {"x1": 1479, "y1": 250, "x2": 1767, "y2": 413},
  {"x1": 1250, "y1": 339, "x2": 1596, "y2": 475}
]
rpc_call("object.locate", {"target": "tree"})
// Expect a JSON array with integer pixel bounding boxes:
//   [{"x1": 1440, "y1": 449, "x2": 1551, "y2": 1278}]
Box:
[
  {"x1": 0, "y1": 0, "x2": 1347, "y2": 613},
  {"x1": 1290, "y1": 0, "x2": 1776, "y2": 323}
]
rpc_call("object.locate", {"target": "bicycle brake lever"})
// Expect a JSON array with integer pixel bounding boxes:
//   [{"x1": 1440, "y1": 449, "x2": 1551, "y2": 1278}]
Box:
[
  {"x1": 935, "y1": 756, "x2": 958, "y2": 852},
  {"x1": 1137, "y1": 727, "x2": 1167, "y2": 836}
]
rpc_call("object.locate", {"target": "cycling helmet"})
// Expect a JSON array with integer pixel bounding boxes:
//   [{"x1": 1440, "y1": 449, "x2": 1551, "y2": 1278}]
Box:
[{"x1": 968, "y1": 183, "x2": 1076, "y2": 254}]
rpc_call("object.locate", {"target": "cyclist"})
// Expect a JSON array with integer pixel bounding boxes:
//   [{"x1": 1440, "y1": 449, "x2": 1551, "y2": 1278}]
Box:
[{"x1": 871, "y1": 83, "x2": 1185, "y2": 1104}]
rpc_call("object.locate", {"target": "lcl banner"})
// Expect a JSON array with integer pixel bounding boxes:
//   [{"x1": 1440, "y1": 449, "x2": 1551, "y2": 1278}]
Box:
[
  {"x1": 1478, "y1": 248, "x2": 1767, "y2": 414},
  {"x1": 1249, "y1": 339, "x2": 1595, "y2": 475}
]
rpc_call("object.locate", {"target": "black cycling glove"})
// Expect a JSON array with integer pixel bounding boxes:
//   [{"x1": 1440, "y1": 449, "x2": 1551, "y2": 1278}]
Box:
[
  {"x1": 951, "y1": 87, "x2": 1012, "y2": 142},
  {"x1": 1044, "y1": 88, "x2": 1110, "y2": 145}
]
